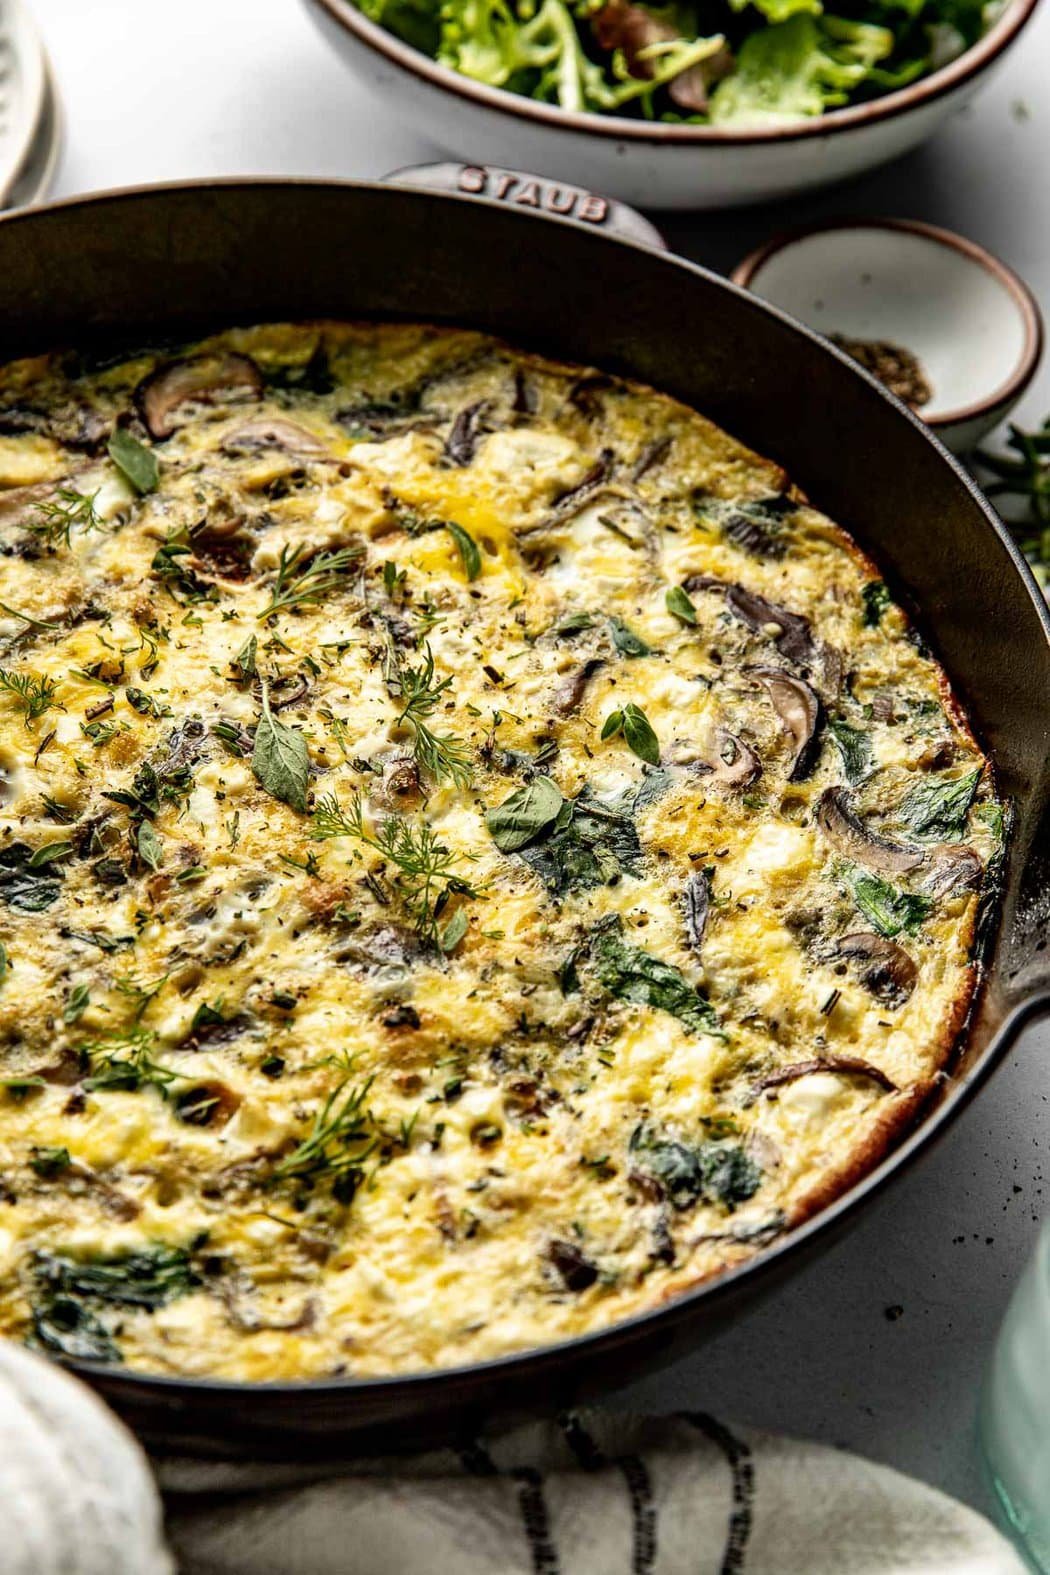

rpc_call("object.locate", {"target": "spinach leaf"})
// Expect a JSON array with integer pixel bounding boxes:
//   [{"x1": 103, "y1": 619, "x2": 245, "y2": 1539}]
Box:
[
  {"x1": 843, "y1": 866, "x2": 931, "y2": 938},
  {"x1": 0, "y1": 842, "x2": 64, "y2": 912},
  {"x1": 591, "y1": 915, "x2": 722, "y2": 1036},
  {"x1": 252, "y1": 682, "x2": 309, "y2": 812},
  {"x1": 665, "y1": 585, "x2": 698, "y2": 625},
  {"x1": 829, "y1": 720, "x2": 873, "y2": 784},
  {"x1": 630, "y1": 1124, "x2": 760, "y2": 1209},
  {"x1": 608, "y1": 616, "x2": 650, "y2": 658},
  {"x1": 519, "y1": 785, "x2": 644, "y2": 894},
  {"x1": 900, "y1": 768, "x2": 981, "y2": 841},
  {"x1": 486, "y1": 776, "x2": 566, "y2": 853},
  {"x1": 697, "y1": 493, "x2": 793, "y2": 558},
  {"x1": 861, "y1": 580, "x2": 892, "y2": 627},
  {"x1": 444, "y1": 521, "x2": 481, "y2": 581},
  {"x1": 108, "y1": 428, "x2": 159, "y2": 495},
  {"x1": 35, "y1": 1244, "x2": 201, "y2": 1309},
  {"x1": 32, "y1": 1298, "x2": 120, "y2": 1363}
]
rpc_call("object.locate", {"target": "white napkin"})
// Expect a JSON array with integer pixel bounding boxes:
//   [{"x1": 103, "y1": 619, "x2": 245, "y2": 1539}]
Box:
[{"x1": 0, "y1": 1344, "x2": 1025, "y2": 1574}]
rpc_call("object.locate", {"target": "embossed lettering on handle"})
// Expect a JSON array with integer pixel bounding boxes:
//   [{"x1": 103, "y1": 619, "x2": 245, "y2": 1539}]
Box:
[
  {"x1": 455, "y1": 164, "x2": 610, "y2": 226},
  {"x1": 383, "y1": 162, "x2": 666, "y2": 250}
]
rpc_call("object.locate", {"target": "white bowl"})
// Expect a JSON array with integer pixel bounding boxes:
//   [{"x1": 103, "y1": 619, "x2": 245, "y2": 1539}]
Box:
[
  {"x1": 304, "y1": 0, "x2": 1041, "y2": 210},
  {"x1": 732, "y1": 217, "x2": 1043, "y2": 454}
]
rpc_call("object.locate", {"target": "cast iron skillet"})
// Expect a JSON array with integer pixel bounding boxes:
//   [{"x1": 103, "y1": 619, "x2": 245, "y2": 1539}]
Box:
[{"x1": 0, "y1": 176, "x2": 1046, "y2": 1456}]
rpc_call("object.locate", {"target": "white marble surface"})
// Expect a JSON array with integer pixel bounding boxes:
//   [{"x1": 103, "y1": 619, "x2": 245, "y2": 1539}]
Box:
[{"x1": 27, "y1": 0, "x2": 1050, "y2": 1515}]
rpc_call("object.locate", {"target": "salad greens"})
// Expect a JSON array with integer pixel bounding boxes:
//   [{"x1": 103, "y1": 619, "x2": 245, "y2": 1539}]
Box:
[{"x1": 352, "y1": 0, "x2": 995, "y2": 125}]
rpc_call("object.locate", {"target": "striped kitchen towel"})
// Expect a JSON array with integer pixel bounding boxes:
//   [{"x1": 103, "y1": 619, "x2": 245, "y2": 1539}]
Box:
[
  {"x1": 159, "y1": 1410, "x2": 1023, "y2": 1574},
  {"x1": 0, "y1": 1342, "x2": 1024, "y2": 1574}
]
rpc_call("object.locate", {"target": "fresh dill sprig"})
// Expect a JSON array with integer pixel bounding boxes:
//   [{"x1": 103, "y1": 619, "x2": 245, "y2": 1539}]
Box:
[
  {"x1": 0, "y1": 668, "x2": 64, "y2": 727},
  {"x1": 311, "y1": 789, "x2": 479, "y2": 947},
  {"x1": 28, "y1": 487, "x2": 102, "y2": 548},
  {"x1": 395, "y1": 643, "x2": 473, "y2": 787},
  {"x1": 258, "y1": 544, "x2": 363, "y2": 621},
  {"x1": 113, "y1": 971, "x2": 169, "y2": 1023},
  {"x1": 272, "y1": 1073, "x2": 378, "y2": 1201},
  {"x1": 80, "y1": 1025, "x2": 185, "y2": 1094},
  {"x1": 977, "y1": 417, "x2": 1050, "y2": 586}
]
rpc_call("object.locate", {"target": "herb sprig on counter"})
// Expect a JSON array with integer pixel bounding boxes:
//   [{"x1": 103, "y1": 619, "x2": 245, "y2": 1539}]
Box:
[{"x1": 977, "y1": 418, "x2": 1050, "y2": 588}]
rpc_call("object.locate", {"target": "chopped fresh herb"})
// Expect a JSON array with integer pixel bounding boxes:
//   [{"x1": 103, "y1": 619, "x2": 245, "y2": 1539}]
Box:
[
  {"x1": 843, "y1": 866, "x2": 932, "y2": 938},
  {"x1": 439, "y1": 907, "x2": 469, "y2": 953},
  {"x1": 28, "y1": 487, "x2": 102, "y2": 548},
  {"x1": 0, "y1": 668, "x2": 64, "y2": 727},
  {"x1": 551, "y1": 612, "x2": 595, "y2": 638},
  {"x1": 28, "y1": 841, "x2": 73, "y2": 869},
  {"x1": 665, "y1": 585, "x2": 698, "y2": 625},
  {"x1": 608, "y1": 616, "x2": 650, "y2": 658},
  {"x1": 601, "y1": 702, "x2": 660, "y2": 765},
  {"x1": 108, "y1": 428, "x2": 159, "y2": 494},
  {"x1": 0, "y1": 600, "x2": 60, "y2": 632},
  {"x1": 0, "y1": 842, "x2": 64, "y2": 912},
  {"x1": 232, "y1": 633, "x2": 258, "y2": 681},
  {"x1": 395, "y1": 644, "x2": 473, "y2": 787},
  {"x1": 62, "y1": 983, "x2": 90, "y2": 1025},
  {"x1": 862, "y1": 580, "x2": 892, "y2": 627},
  {"x1": 125, "y1": 687, "x2": 170, "y2": 718},
  {"x1": 136, "y1": 821, "x2": 164, "y2": 872},
  {"x1": 829, "y1": 720, "x2": 873, "y2": 785},
  {"x1": 590, "y1": 915, "x2": 722, "y2": 1036},
  {"x1": 444, "y1": 521, "x2": 481, "y2": 581},
  {"x1": 899, "y1": 768, "x2": 981, "y2": 841},
  {"x1": 252, "y1": 681, "x2": 310, "y2": 812},
  {"x1": 630, "y1": 1124, "x2": 760, "y2": 1210},
  {"x1": 151, "y1": 529, "x2": 214, "y2": 604},
  {"x1": 258, "y1": 544, "x2": 362, "y2": 620},
  {"x1": 29, "y1": 1145, "x2": 71, "y2": 1179},
  {"x1": 486, "y1": 776, "x2": 566, "y2": 853}
]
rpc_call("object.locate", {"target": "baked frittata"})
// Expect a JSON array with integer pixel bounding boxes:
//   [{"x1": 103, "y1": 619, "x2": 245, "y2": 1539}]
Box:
[{"x1": 0, "y1": 323, "x2": 1000, "y2": 1380}]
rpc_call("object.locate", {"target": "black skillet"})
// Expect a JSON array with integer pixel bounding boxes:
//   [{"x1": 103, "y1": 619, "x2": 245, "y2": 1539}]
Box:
[{"x1": 0, "y1": 174, "x2": 1046, "y2": 1456}]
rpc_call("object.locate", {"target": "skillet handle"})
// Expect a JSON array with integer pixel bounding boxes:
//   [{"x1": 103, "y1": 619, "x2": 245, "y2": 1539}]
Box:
[{"x1": 383, "y1": 162, "x2": 667, "y2": 251}]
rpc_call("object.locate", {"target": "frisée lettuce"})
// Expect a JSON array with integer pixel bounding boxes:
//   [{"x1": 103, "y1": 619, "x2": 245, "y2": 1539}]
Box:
[{"x1": 352, "y1": 0, "x2": 998, "y2": 124}]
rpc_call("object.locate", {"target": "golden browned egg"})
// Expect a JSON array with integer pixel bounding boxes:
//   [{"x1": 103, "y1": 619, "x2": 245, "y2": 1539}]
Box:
[{"x1": 0, "y1": 323, "x2": 1000, "y2": 1380}]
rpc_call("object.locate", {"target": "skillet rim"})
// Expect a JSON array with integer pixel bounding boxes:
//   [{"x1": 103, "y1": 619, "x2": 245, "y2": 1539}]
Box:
[{"x1": 0, "y1": 176, "x2": 1047, "y2": 1407}]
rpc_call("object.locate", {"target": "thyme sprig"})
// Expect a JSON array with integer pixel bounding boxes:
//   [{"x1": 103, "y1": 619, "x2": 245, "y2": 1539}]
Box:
[
  {"x1": 28, "y1": 487, "x2": 102, "y2": 548},
  {"x1": 395, "y1": 643, "x2": 473, "y2": 786},
  {"x1": 258, "y1": 544, "x2": 363, "y2": 621},
  {"x1": 311, "y1": 789, "x2": 478, "y2": 947},
  {"x1": 0, "y1": 668, "x2": 64, "y2": 727}
]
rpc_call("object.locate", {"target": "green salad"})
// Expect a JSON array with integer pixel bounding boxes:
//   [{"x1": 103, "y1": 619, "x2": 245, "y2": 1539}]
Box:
[{"x1": 353, "y1": 0, "x2": 996, "y2": 124}]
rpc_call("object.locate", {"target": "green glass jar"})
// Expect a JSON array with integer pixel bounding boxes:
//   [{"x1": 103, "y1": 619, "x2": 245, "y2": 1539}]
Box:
[{"x1": 980, "y1": 1220, "x2": 1050, "y2": 1572}]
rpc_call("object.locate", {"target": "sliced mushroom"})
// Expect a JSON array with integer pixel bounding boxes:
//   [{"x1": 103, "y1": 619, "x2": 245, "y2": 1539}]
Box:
[
  {"x1": 708, "y1": 728, "x2": 761, "y2": 787},
  {"x1": 221, "y1": 417, "x2": 328, "y2": 458},
  {"x1": 136, "y1": 353, "x2": 263, "y2": 440},
  {"x1": 684, "y1": 869, "x2": 709, "y2": 954},
  {"x1": 837, "y1": 931, "x2": 918, "y2": 1007},
  {"x1": 751, "y1": 666, "x2": 822, "y2": 780},
  {"x1": 546, "y1": 1238, "x2": 598, "y2": 1292},
  {"x1": 443, "y1": 401, "x2": 488, "y2": 467},
  {"x1": 174, "y1": 1080, "x2": 242, "y2": 1128},
  {"x1": 552, "y1": 657, "x2": 603, "y2": 715},
  {"x1": 749, "y1": 1054, "x2": 898, "y2": 1101},
  {"x1": 685, "y1": 576, "x2": 816, "y2": 666},
  {"x1": 921, "y1": 844, "x2": 983, "y2": 897},
  {"x1": 632, "y1": 435, "x2": 672, "y2": 481},
  {"x1": 816, "y1": 787, "x2": 925, "y2": 876},
  {"x1": 528, "y1": 451, "x2": 614, "y2": 532},
  {"x1": 252, "y1": 671, "x2": 310, "y2": 713}
]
